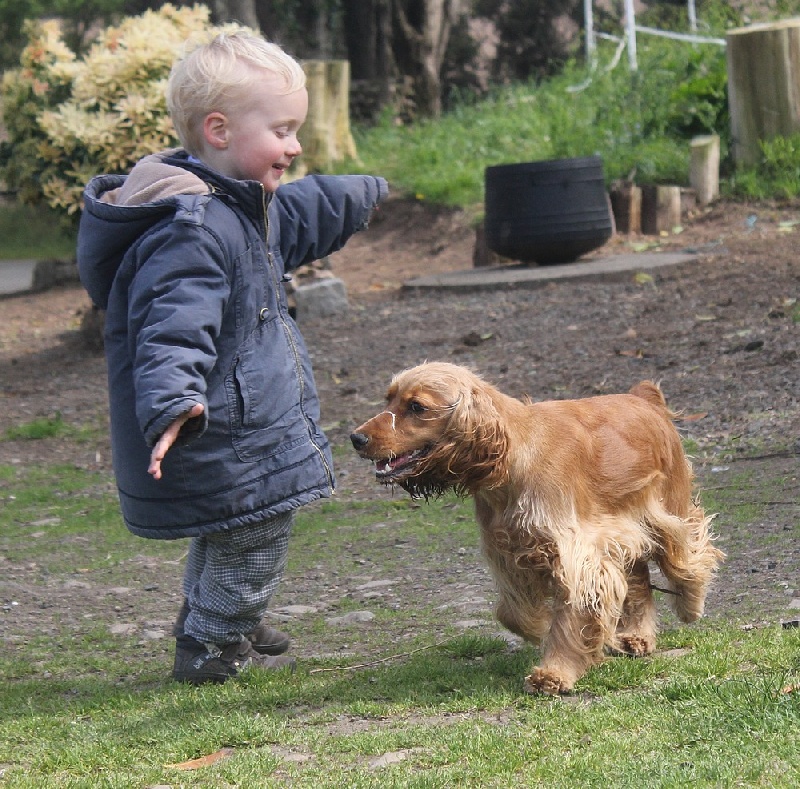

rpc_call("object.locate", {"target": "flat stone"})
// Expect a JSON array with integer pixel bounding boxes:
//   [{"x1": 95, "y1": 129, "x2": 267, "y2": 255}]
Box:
[
  {"x1": 293, "y1": 277, "x2": 348, "y2": 318},
  {"x1": 355, "y1": 579, "x2": 397, "y2": 590},
  {"x1": 109, "y1": 623, "x2": 137, "y2": 635},
  {"x1": 326, "y1": 611, "x2": 375, "y2": 626},
  {"x1": 403, "y1": 252, "x2": 698, "y2": 292},
  {"x1": 275, "y1": 604, "x2": 318, "y2": 616},
  {"x1": 453, "y1": 619, "x2": 489, "y2": 628}
]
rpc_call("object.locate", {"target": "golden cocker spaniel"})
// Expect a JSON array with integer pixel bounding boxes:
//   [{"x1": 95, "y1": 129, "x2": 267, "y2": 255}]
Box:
[{"x1": 351, "y1": 362, "x2": 723, "y2": 695}]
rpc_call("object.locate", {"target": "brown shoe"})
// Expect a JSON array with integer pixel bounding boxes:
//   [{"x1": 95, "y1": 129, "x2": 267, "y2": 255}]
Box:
[
  {"x1": 173, "y1": 600, "x2": 290, "y2": 656},
  {"x1": 172, "y1": 635, "x2": 296, "y2": 685}
]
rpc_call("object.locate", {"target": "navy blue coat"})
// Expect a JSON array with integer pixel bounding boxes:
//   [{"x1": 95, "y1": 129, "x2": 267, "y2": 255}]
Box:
[{"x1": 78, "y1": 149, "x2": 387, "y2": 539}]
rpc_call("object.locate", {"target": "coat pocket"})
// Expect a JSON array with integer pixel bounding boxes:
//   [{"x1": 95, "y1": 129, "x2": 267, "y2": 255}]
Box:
[{"x1": 225, "y1": 316, "x2": 305, "y2": 462}]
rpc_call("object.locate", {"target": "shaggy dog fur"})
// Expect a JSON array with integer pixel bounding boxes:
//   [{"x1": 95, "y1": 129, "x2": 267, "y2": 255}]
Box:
[{"x1": 351, "y1": 362, "x2": 723, "y2": 695}]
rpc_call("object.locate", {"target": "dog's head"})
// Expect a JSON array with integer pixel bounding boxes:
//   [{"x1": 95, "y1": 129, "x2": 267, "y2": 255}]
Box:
[{"x1": 350, "y1": 362, "x2": 508, "y2": 498}]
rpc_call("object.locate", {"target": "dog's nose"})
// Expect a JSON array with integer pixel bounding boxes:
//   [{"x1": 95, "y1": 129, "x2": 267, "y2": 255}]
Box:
[{"x1": 350, "y1": 432, "x2": 369, "y2": 450}]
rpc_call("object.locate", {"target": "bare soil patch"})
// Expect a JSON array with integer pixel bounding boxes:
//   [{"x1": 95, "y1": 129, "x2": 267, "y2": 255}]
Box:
[{"x1": 1, "y1": 195, "x2": 798, "y2": 656}]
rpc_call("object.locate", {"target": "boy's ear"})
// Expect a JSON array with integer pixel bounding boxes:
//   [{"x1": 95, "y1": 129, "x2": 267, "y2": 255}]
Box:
[{"x1": 203, "y1": 112, "x2": 229, "y2": 150}]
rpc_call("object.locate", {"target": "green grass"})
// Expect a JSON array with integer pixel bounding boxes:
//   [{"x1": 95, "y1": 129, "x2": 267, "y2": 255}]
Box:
[
  {"x1": 335, "y1": 36, "x2": 723, "y2": 209},
  {"x1": 1, "y1": 455, "x2": 799, "y2": 787},
  {"x1": 2, "y1": 412, "x2": 103, "y2": 442},
  {"x1": 0, "y1": 201, "x2": 76, "y2": 260}
]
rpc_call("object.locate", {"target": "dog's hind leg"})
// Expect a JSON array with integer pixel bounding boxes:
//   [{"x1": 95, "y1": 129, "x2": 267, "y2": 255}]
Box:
[
  {"x1": 611, "y1": 560, "x2": 657, "y2": 657},
  {"x1": 652, "y1": 503, "x2": 723, "y2": 623}
]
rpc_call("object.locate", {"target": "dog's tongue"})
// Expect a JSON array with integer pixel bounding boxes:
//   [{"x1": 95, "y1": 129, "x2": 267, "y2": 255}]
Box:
[{"x1": 377, "y1": 452, "x2": 414, "y2": 474}]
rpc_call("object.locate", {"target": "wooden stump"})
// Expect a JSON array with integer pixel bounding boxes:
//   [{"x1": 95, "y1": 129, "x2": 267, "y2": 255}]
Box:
[
  {"x1": 690, "y1": 135, "x2": 720, "y2": 206},
  {"x1": 727, "y1": 19, "x2": 800, "y2": 169},
  {"x1": 299, "y1": 60, "x2": 358, "y2": 175},
  {"x1": 641, "y1": 185, "x2": 681, "y2": 235},
  {"x1": 609, "y1": 181, "x2": 642, "y2": 233}
]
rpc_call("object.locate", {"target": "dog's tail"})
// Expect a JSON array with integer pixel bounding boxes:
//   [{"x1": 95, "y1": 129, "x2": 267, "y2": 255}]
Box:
[{"x1": 629, "y1": 380, "x2": 677, "y2": 418}]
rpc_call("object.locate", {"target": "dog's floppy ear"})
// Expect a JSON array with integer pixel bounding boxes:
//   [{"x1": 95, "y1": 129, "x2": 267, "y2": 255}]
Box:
[{"x1": 442, "y1": 379, "x2": 509, "y2": 493}]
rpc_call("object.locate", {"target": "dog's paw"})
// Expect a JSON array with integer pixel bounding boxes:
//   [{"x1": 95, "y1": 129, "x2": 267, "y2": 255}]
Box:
[
  {"x1": 523, "y1": 668, "x2": 573, "y2": 696},
  {"x1": 611, "y1": 635, "x2": 655, "y2": 657}
]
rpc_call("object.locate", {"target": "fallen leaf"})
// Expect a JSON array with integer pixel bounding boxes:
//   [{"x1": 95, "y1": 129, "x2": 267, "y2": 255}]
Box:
[
  {"x1": 780, "y1": 684, "x2": 800, "y2": 695},
  {"x1": 165, "y1": 747, "x2": 235, "y2": 771},
  {"x1": 633, "y1": 272, "x2": 654, "y2": 286},
  {"x1": 678, "y1": 412, "x2": 708, "y2": 422},
  {"x1": 694, "y1": 314, "x2": 716, "y2": 322}
]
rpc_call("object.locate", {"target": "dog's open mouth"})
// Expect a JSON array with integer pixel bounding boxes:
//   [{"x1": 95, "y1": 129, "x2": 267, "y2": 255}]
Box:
[{"x1": 374, "y1": 448, "x2": 428, "y2": 481}]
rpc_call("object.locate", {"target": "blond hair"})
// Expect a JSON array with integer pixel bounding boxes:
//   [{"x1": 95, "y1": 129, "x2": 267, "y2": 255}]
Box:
[{"x1": 166, "y1": 28, "x2": 306, "y2": 155}]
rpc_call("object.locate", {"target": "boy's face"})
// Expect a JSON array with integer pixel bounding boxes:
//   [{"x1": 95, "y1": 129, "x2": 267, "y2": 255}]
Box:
[{"x1": 203, "y1": 78, "x2": 308, "y2": 192}]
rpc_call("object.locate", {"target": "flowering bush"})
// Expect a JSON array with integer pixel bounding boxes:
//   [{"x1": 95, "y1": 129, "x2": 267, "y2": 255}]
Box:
[{"x1": 0, "y1": 4, "x2": 215, "y2": 223}]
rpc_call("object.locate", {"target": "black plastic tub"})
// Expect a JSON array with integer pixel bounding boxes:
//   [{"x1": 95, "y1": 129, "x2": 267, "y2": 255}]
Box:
[{"x1": 484, "y1": 156, "x2": 613, "y2": 264}]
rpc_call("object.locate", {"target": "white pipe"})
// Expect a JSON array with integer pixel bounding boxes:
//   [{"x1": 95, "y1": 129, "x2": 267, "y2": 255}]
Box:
[
  {"x1": 624, "y1": 0, "x2": 637, "y2": 71},
  {"x1": 688, "y1": 0, "x2": 697, "y2": 32},
  {"x1": 635, "y1": 25, "x2": 726, "y2": 46}
]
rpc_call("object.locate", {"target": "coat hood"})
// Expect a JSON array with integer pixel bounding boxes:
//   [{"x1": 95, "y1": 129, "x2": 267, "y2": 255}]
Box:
[{"x1": 77, "y1": 149, "x2": 244, "y2": 309}]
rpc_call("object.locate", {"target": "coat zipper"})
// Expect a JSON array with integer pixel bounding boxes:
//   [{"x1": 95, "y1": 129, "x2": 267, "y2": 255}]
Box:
[{"x1": 260, "y1": 187, "x2": 335, "y2": 492}]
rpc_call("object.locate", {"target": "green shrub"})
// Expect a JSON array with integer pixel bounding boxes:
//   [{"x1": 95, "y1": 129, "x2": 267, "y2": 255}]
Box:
[
  {"x1": 726, "y1": 133, "x2": 800, "y2": 199},
  {"x1": 758, "y1": 134, "x2": 800, "y2": 198},
  {"x1": 0, "y1": 4, "x2": 214, "y2": 223}
]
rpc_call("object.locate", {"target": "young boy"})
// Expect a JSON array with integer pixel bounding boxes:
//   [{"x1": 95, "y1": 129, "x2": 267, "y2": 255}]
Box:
[{"x1": 77, "y1": 30, "x2": 388, "y2": 684}]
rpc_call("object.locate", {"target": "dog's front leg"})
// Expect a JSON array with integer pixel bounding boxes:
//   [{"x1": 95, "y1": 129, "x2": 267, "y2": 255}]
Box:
[{"x1": 523, "y1": 596, "x2": 605, "y2": 695}]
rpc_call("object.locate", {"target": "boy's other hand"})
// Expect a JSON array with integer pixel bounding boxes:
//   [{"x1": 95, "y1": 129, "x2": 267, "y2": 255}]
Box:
[{"x1": 148, "y1": 403, "x2": 205, "y2": 480}]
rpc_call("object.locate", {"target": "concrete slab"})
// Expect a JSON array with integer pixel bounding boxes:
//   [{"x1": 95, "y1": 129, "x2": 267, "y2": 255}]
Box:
[{"x1": 403, "y1": 252, "x2": 698, "y2": 293}]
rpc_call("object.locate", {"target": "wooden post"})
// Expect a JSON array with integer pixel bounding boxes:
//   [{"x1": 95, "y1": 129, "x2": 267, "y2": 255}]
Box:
[
  {"x1": 641, "y1": 185, "x2": 681, "y2": 235},
  {"x1": 690, "y1": 135, "x2": 720, "y2": 205},
  {"x1": 727, "y1": 19, "x2": 800, "y2": 169}
]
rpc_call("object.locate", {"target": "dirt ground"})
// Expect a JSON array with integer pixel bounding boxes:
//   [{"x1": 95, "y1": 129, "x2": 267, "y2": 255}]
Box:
[{"x1": 1, "y1": 194, "x2": 798, "y2": 649}]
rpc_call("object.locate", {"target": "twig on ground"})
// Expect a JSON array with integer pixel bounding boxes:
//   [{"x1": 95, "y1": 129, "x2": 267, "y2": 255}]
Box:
[
  {"x1": 309, "y1": 638, "x2": 453, "y2": 674},
  {"x1": 650, "y1": 584, "x2": 679, "y2": 596}
]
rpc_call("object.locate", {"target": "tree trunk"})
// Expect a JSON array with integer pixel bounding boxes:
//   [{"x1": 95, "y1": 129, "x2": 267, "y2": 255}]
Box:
[
  {"x1": 300, "y1": 60, "x2": 358, "y2": 173},
  {"x1": 342, "y1": 0, "x2": 395, "y2": 107},
  {"x1": 727, "y1": 19, "x2": 800, "y2": 168},
  {"x1": 210, "y1": 0, "x2": 259, "y2": 30},
  {"x1": 391, "y1": 0, "x2": 463, "y2": 117}
]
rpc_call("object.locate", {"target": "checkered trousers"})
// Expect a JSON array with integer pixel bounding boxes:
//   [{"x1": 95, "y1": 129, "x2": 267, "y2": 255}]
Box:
[{"x1": 181, "y1": 511, "x2": 294, "y2": 646}]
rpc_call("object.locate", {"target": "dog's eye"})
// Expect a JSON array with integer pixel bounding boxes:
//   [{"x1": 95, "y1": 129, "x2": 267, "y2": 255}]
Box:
[{"x1": 408, "y1": 400, "x2": 427, "y2": 415}]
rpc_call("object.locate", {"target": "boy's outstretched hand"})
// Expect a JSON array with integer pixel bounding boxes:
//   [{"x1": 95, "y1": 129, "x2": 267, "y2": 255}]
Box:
[{"x1": 148, "y1": 403, "x2": 205, "y2": 480}]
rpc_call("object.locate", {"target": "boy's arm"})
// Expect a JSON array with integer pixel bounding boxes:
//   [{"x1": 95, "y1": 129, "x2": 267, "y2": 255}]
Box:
[
  {"x1": 274, "y1": 174, "x2": 388, "y2": 270},
  {"x1": 148, "y1": 403, "x2": 205, "y2": 479},
  {"x1": 128, "y1": 222, "x2": 230, "y2": 455}
]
